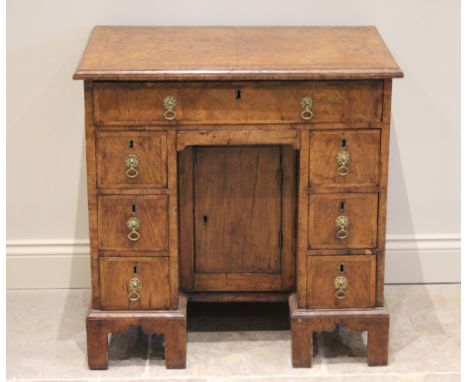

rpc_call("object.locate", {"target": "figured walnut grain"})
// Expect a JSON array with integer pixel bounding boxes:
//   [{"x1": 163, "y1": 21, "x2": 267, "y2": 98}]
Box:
[{"x1": 74, "y1": 26, "x2": 402, "y2": 81}]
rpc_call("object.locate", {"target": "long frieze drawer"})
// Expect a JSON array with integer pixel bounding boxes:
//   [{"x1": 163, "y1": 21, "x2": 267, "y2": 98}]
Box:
[
  {"x1": 99, "y1": 257, "x2": 170, "y2": 310},
  {"x1": 96, "y1": 131, "x2": 167, "y2": 189},
  {"x1": 308, "y1": 193, "x2": 378, "y2": 249},
  {"x1": 306, "y1": 255, "x2": 376, "y2": 309},
  {"x1": 98, "y1": 195, "x2": 168, "y2": 252},
  {"x1": 93, "y1": 81, "x2": 383, "y2": 126},
  {"x1": 309, "y1": 130, "x2": 381, "y2": 187}
]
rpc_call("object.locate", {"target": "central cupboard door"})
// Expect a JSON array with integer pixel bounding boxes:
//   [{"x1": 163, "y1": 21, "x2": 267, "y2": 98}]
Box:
[{"x1": 189, "y1": 146, "x2": 295, "y2": 292}]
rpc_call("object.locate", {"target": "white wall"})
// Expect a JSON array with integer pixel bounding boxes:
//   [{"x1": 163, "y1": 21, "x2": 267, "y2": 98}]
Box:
[{"x1": 6, "y1": 0, "x2": 460, "y2": 288}]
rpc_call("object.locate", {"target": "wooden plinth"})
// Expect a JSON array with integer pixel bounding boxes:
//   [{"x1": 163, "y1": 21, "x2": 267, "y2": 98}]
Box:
[
  {"x1": 86, "y1": 295, "x2": 187, "y2": 370},
  {"x1": 289, "y1": 294, "x2": 389, "y2": 368}
]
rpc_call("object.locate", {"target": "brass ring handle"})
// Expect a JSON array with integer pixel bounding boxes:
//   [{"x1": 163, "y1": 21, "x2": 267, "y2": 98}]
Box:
[
  {"x1": 336, "y1": 150, "x2": 351, "y2": 176},
  {"x1": 128, "y1": 291, "x2": 141, "y2": 301},
  {"x1": 125, "y1": 154, "x2": 139, "y2": 178},
  {"x1": 301, "y1": 109, "x2": 313, "y2": 120},
  {"x1": 337, "y1": 165, "x2": 350, "y2": 176},
  {"x1": 163, "y1": 96, "x2": 177, "y2": 121},
  {"x1": 335, "y1": 215, "x2": 349, "y2": 240},
  {"x1": 334, "y1": 275, "x2": 348, "y2": 299},
  {"x1": 164, "y1": 110, "x2": 176, "y2": 120},
  {"x1": 126, "y1": 168, "x2": 138, "y2": 178},
  {"x1": 128, "y1": 276, "x2": 142, "y2": 302},
  {"x1": 335, "y1": 289, "x2": 346, "y2": 299},
  {"x1": 336, "y1": 228, "x2": 348, "y2": 240},
  {"x1": 300, "y1": 96, "x2": 314, "y2": 120},
  {"x1": 128, "y1": 230, "x2": 140, "y2": 241},
  {"x1": 127, "y1": 217, "x2": 141, "y2": 242}
]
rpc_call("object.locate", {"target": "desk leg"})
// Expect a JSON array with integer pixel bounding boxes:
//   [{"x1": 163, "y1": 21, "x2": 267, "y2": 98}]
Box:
[
  {"x1": 86, "y1": 318, "x2": 109, "y2": 370},
  {"x1": 291, "y1": 318, "x2": 312, "y2": 367},
  {"x1": 164, "y1": 319, "x2": 187, "y2": 369}
]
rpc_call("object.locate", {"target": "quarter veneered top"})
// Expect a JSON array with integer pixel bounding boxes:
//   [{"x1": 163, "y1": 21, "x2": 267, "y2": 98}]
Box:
[{"x1": 73, "y1": 26, "x2": 403, "y2": 81}]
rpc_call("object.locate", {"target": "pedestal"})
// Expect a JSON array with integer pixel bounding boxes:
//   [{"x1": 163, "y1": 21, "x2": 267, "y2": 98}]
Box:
[
  {"x1": 86, "y1": 295, "x2": 187, "y2": 369},
  {"x1": 289, "y1": 294, "x2": 389, "y2": 367}
]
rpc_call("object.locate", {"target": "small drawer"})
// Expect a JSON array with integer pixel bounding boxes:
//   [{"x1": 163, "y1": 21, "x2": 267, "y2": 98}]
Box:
[
  {"x1": 308, "y1": 193, "x2": 378, "y2": 249},
  {"x1": 100, "y1": 257, "x2": 170, "y2": 310},
  {"x1": 93, "y1": 81, "x2": 383, "y2": 126},
  {"x1": 309, "y1": 130, "x2": 380, "y2": 187},
  {"x1": 96, "y1": 131, "x2": 167, "y2": 189},
  {"x1": 306, "y1": 255, "x2": 376, "y2": 308},
  {"x1": 98, "y1": 195, "x2": 168, "y2": 252}
]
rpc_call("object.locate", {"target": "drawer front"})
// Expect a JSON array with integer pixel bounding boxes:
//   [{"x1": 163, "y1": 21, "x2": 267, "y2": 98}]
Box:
[
  {"x1": 308, "y1": 193, "x2": 378, "y2": 249},
  {"x1": 309, "y1": 130, "x2": 380, "y2": 187},
  {"x1": 100, "y1": 257, "x2": 170, "y2": 310},
  {"x1": 98, "y1": 195, "x2": 168, "y2": 252},
  {"x1": 96, "y1": 131, "x2": 167, "y2": 189},
  {"x1": 93, "y1": 81, "x2": 383, "y2": 125},
  {"x1": 306, "y1": 255, "x2": 376, "y2": 308}
]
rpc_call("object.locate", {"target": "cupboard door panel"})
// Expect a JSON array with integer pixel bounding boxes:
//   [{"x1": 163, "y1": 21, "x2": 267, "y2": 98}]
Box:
[{"x1": 194, "y1": 146, "x2": 282, "y2": 275}]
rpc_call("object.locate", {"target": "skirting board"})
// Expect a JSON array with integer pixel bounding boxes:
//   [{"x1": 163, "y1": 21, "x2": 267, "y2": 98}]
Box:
[{"x1": 6, "y1": 235, "x2": 460, "y2": 289}]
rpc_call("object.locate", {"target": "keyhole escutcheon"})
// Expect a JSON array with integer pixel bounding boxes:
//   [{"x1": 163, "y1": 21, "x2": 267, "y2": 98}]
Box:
[{"x1": 339, "y1": 201, "x2": 345, "y2": 212}]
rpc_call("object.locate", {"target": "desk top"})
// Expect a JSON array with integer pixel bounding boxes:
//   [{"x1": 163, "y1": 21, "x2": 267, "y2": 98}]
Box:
[{"x1": 73, "y1": 26, "x2": 403, "y2": 81}]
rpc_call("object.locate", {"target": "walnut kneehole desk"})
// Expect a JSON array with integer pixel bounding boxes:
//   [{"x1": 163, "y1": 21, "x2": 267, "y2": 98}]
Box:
[{"x1": 73, "y1": 26, "x2": 403, "y2": 369}]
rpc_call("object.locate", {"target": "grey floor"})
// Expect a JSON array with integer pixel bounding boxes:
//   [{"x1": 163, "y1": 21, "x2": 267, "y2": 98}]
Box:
[{"x1": 6, "y1": 285, "x2": 460, "y2": 381}]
